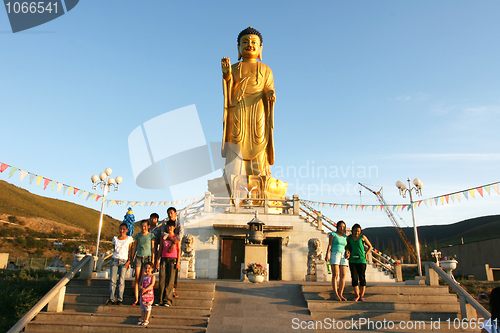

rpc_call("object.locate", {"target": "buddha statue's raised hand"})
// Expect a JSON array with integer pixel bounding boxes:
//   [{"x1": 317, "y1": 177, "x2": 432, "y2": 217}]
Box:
[{"x1": 221, "y1": 57, "x2": 231, "y2": 80}]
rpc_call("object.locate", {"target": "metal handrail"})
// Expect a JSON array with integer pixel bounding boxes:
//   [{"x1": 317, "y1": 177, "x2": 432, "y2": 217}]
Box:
[
  {"x1": 426, "y1": 261, "x2": 490, "y2": 320},
  {"x1": 7, "y1": 255, "x2": 93, "y2": 333},
  {"x1": 371, "y1": 255, "x2": 395, "y2": 274}
]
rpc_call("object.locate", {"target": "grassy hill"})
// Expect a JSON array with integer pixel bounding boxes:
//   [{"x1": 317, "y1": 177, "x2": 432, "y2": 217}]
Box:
[
  {"x1": 363, "y1": 214, "x2": 500, "y2": 255},
  {"x1": 0, "y1": 180, "x2": 120, "y2": 239}
]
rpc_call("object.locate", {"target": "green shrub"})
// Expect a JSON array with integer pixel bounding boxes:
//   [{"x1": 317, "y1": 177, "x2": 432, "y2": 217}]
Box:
[
  {"x1": 16, "y1": 237, "x2": 27, "y2": 247},
  {"x1": 0, "y1": 269, "x2": 65, "y2": 332},
  {"x1": 8, "y1": 216, "x2": 18, "y2": 223}
]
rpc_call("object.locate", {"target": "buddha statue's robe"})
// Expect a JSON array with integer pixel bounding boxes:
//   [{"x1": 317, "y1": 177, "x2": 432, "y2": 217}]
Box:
[{"x1": 222, "y1": 61, "x2": 275, "y2": 177}]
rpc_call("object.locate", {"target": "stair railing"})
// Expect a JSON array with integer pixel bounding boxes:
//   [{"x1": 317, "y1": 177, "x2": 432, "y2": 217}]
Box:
[
  {"x1": 299, "y1": 200, "x2": 335, "y2": 233},
  {"x1": 424, "y1": 261, "x2": 490, "y2": 321},
  {"x1": 371, "y1": 250, "x2": 396, "y2": 274},
  {"x1": 179, "y1": 196, "x2": 205, "y2": 225},
  {"x1": 7, "y1": 255, "x2": 94, "y2": 333}
]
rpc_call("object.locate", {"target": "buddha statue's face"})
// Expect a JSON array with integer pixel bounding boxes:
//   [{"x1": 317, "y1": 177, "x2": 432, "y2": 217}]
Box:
[{"x1": 238, "y1": 34, "x2": 261, "y2": 60}]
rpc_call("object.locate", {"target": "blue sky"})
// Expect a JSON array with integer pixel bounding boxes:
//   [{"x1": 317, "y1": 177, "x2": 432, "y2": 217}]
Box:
[{"x1": 1, "y1": 1, "x2": 499, "y2": 230}]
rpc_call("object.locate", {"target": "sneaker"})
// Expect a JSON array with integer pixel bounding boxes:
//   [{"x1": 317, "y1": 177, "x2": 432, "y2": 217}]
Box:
[
  {"x1": 116, "y1": 301, "x2": 123, "y2": 306},
  {"x1": 163, "y1": 303, "x2": 170, "y2": 307},
  {"x1": 105, "y1": 299, "x2": 114, "y2": 305}
]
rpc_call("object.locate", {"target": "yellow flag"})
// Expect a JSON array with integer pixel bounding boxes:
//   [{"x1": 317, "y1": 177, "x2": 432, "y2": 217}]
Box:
[
  {"x1": 36, "y1": 175, "x2": 43, "y2": 186},
  {"x1": 68, "y1": 187, "x2": 74, "y2": 195},
  {"x1": 469, "y1": 189, "x2": 475, "y2": 198}
]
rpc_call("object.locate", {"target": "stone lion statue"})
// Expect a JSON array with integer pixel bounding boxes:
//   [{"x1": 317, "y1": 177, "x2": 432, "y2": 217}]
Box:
[
  {"x1": 181, "y1": 234, "x2": 195, "y2": 273},
  {"x1": 307, "y1": 238, "x2": 323, "y2": 275}
]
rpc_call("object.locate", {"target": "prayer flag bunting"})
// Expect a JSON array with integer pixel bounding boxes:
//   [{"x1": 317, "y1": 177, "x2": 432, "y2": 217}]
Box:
[
  {"x1": 0, "y1": 163, "x2": 8, "y2": 173},
  {"x1": 9, "y1": 167, "x2": 18, "y2": 178},
  {"x1": 63, "y1": 185, "x2": 68, "y2": 195},
  {"x1": 477, "y1": 187, "x2": 483, "y2": 197},
  {"x1": 51, "y1": 180, "x2": 57, "y2": 191},
  {"x1": 36, "y1": 175, "x2": 42, "y2": 186},
  {"x1": 463, "y1": 191, "x2": 468, "y2": 200},
  {"x1": 29, "y1": 173, "x2": 36, "y2": 184},
  {"x1": 57, "y1": 183, "x2": 63, "y2": 193},
  {"x1": 484, "y1": 185, "x2": 491, "y2": 195},
  {"x1": 43, "y1": 178, "x2": 51, "y2": 190},
  {"x1": 20, "y1": 170, "x2": 28, "y2": 182},
  {"x1": 68, "y1": 187, "x2": 74, "y2": 195},
  {"x1": 469, "y1": 189, "x2": 475, "y2": 198}
]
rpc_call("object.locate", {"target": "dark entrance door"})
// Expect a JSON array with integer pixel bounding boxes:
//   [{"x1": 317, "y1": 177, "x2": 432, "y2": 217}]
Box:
[
  {"x1": 263, "y1": 237, "x2": 282, "y2": 280},
  {"x1": 219, "y1": 237, "x2": 245, "y2": 279}
]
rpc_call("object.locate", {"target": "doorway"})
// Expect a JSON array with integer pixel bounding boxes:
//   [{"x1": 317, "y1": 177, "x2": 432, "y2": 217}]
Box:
[
  {"x1": 218, "y1": 237, "x2": 245, "y2": 279},
  {"x1": 263, "y1": 237, "x2": 282, "y2": 280}
]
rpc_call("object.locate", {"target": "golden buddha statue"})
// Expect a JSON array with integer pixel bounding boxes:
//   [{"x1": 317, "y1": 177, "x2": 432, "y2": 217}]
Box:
[
  {"x1": 209, "y1": 27, "x2": 286, "y2": 201},
  {"x1": 221, "y1": 27, "x2": 275, "y2": 177}
]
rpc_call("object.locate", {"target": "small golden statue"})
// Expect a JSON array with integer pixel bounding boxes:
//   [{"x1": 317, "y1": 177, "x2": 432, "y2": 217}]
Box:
[{"x1": 211, "y1": 27, "x2": 287, "y2": 201}]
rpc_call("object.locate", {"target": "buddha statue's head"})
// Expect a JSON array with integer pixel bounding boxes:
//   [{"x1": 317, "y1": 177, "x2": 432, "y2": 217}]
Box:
[{"x1": 237, "y1": 26, "x2": 263, "y2": 61}]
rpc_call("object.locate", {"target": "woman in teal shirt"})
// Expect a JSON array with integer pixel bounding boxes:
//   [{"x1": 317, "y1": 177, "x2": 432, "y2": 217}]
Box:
[
  {"x1": 347, "y1": 223, "x2": 373, "y2": 302},
  {"x1": 325, "y1": 221, "x2": 349, "y2": 301},
  {"x1": 131, "y1": 220, "x2": 155, "y2": 306}
]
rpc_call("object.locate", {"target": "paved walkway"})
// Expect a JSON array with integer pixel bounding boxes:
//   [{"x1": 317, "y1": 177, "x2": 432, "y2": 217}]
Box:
[{"x1": 206, "y1": 280, "x2": 317, "y2": 333}]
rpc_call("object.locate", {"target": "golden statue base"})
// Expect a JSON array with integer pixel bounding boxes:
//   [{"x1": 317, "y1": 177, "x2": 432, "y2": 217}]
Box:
[{"x1": 207, "y1": 174, "x2": 287, "y2": 201}]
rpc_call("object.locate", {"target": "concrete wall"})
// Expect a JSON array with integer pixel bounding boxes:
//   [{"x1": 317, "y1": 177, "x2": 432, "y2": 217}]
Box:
[
  {"x1": 0, "y1": 253, "x2": 8, "y2": 269},
  {"x1": 441, "y1": 238, "x2": 500, "y2": 280},
  {"x1": 184, "y1": 211, "x2": 329, "y2": 281}
]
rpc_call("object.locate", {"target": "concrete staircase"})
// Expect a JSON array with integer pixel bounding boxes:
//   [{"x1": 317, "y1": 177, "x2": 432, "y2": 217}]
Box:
[
  {"x1": 330, "y1": 263, "x2": 396, "y2": 284},
  {"x1": 24, "y1": 278, "x2": 215, "y2": 332},
  {"x1": 302, "y1": 284, "x2": 481, "y2": 332}
]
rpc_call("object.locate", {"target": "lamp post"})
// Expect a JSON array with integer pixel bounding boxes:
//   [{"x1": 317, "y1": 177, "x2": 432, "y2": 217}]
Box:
[
  {"x1": 91, "y1": 168, "x2": 122, "y2": 257},
  {"x1": 396, "y1": 178, "x2": 423, "y2": 276}
]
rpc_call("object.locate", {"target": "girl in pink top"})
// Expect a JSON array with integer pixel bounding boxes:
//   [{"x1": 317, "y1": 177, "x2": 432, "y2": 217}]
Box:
[
  {"x1": 156, "y1": 222, "x2": 180, "y2": 306},
  {"x1": 138, "y1": 262, "x2": 155, "y2": 326}
]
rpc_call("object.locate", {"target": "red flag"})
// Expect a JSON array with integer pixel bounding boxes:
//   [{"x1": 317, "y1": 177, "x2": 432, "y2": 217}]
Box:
[
  {"x1": 445, "y1": 195, "x2": 449, "y2": 204},
  {"x1": 74, "y1": 188, "x2": 79, "y2": 195},
  {"x1": 43, "y1": 178, "x2": 51, "y2": 190},
  {"x1": 477, "y1": 187, "x2": 484, "y2": 197},
  {"x1": 0, "y1": 163, "x2": 8, "y2": 173},
  {"x1": 96, "y1": 195, "x2": 102, "y2": 201}
]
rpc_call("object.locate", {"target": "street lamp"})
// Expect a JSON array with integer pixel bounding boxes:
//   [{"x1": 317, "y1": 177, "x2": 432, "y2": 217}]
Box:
[
  {"x1": 396, "y1": 178, "x2": 423, "y2": 276},
  {"x1": 91, "y1": 168, "x2": 122, "y2": 257}
]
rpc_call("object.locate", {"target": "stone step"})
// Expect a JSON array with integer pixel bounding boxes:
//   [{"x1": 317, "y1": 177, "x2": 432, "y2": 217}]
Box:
[
  {"x1": 64, "y1": 293, "x2": 213, "y2": 307},
  {"x1": 302, "y1": 284, "x2": 450, "y2": 294},
  {"x1": 311, "y1": 319, "x2": 481, "y2": 332},
  {"x1": 66, "y1": 285, "x2": 214, "y2": 298},
  {"x1": 34, "y1": 312, "x2": 208, "y2": 327},
  {"x1": 303, "y1": 291, "x2": 459, "y2": 302},
  {"x1": 25, "y1": 321, "x2": 207, "y2": 332},
  {"x1": 68, "y1": 279, "x2": 215, "y2": 291},
  {"x1": 310, "y1": 309, "x2": 460, "y2": 322},
  {"x1": 307, "y1": 300, "x2": 460, "y2": 312},
  {"x1": 63, "y1": 303, "x2": 212, "y2": 317}
]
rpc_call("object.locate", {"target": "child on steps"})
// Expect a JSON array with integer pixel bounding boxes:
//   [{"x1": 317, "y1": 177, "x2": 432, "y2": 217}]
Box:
[{"x1": 138, "y1": 262, "x2": 155, "y2": 326}]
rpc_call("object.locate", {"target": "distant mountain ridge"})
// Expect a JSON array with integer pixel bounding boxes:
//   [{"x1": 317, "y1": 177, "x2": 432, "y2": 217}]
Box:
[
  {"x1": 363, "y1": 214, "x2": 500, "y2": 254},
  {"x1": 0, "y1": 180, "x2": 120, "y2": 238}
]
